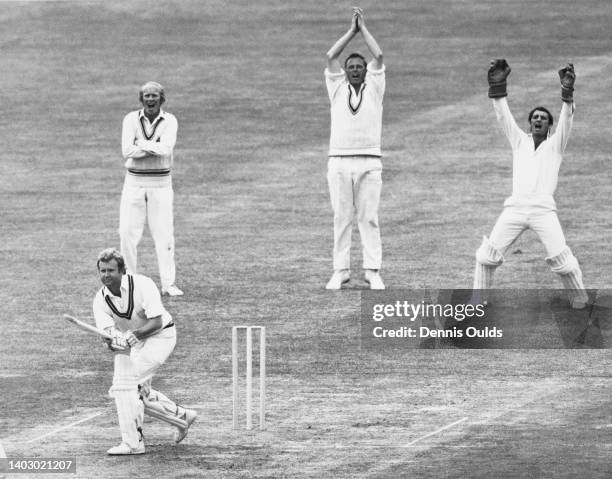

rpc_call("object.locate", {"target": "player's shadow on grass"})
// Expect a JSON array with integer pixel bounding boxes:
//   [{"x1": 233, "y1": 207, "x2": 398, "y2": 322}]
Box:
[
  {"x1": 550, "y1": 291, "x2": 611, "y2": 348},
  {"x1": 422, "y1": 289, "x2": 611, "y2": 349}
]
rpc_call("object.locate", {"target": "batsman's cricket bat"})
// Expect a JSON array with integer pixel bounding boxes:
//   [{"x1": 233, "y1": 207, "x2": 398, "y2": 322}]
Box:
[{"x1": 63, "y1": 314, "x2": 113, "y2": 340}]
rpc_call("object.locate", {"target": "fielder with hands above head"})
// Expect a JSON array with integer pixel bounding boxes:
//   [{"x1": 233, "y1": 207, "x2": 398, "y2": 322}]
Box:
[
  {"x1": 93, "y1": 248, "x2": 196, "y2": 455},
  {"x1": 120, "y1": 81, "x2": 183, "y2": 297},
  {"x1": 324, "y1": 7, "x2": 386, "y2": 290},
  {"x1": 472, "y1": 59, "x2": 588, "y2": 308}
]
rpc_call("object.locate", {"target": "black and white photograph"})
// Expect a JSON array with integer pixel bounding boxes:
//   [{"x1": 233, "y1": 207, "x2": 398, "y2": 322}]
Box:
[{"x1": 1, "y1": 1, "x2": 610, "y2": 477}]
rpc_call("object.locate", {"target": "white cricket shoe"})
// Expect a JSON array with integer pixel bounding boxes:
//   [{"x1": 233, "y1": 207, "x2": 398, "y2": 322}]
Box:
[
  {"x1": 107, "y1": 441, "x2": 145, "y2": 455},
  {"x1": 364, "y1": 270, "x2": 385, "y2": 290},
  {"x1": 174, "y1": 409, "x2": 197, "y2": 444},
  {"x1": 163, "y1": 285, "x2": 184, "y2": 296},
  {"x1": 325, "y1": 270, "x2": 350, "y2": 290},
  {"x1": 468, "y1": 291, "x2": 489, "y2": 307},
  {"x1": 570, "y1": 297, "x2": 588, "y2": 310}
]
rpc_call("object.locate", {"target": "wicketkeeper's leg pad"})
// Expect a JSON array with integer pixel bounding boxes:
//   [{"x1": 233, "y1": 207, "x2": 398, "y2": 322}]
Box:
[
  {"x1": 546, "y1": 247, "x2": 589, "y2": 308},
  {"x1": 473, "y1": 236, "x2": 504, "y2": 290}
]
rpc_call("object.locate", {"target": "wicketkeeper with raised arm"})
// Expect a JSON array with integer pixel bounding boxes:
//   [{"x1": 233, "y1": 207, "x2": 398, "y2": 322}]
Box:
[
  {"x1": 324, "y1": 7, "x2": 386, "y2": 290},
  {"x1": 473, "y1": 59, "x2": 588, "y2": 308},
  {"x1": 93, "y1": 248, "x2": 196, "y2": 455}
]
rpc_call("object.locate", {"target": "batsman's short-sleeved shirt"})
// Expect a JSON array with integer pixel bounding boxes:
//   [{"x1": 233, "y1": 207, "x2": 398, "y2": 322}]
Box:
[
  {"x1": 325, "y1": 61, "x2": 386, "y2": 157},
  {"x1": 93, "y1": 273, "x2": 173, "y2": 334}
]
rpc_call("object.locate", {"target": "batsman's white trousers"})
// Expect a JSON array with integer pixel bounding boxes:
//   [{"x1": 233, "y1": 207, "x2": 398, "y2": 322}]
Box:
[
  {"x1": 129, "y1": 326, "x2": 176, "y2": 383},
  {"x1": 110, "y1": 328, "x2": 177, "y2": 446},
  {"x1": 488, "y1": 204, "x2": 567, "y2": 257},
  {"x1": 327, "y1": 156, "x2": 382, "y2": 271},
  {"x1": 119, "y1": 179, "x2": 176, "y2": 290}
]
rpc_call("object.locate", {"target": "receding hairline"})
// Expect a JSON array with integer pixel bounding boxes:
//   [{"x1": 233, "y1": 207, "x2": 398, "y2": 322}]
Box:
[
  {"x1": 140, "y1": 81, "x2": 164, "y2": 93},
  {"x1": 344, "y1": 53, "x2": 367, "y2": 69}
]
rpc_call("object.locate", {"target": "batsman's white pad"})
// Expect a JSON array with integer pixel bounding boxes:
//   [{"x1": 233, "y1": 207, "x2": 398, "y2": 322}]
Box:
[
  {"x1": 109, "y1": 354, "x2": 141, "y2": 448},
  {"x1": 113, "y1": 390, "x2": 143, "y2": 448},
  {"x1": 110, "y1": 353, "x2": 138, "y2": 392},
  {"x1": 147, "y1": 389, "x2": 180, "y2": 415},
  {"x1": 143, "y1": 403, "x2": 188, "y2": 428},
  {"x1": 139, "y1": 378, "x2": 187, "y2": 427},
  {"x1": 141, "y1": 394, "x2": 187, "y2": 428}
]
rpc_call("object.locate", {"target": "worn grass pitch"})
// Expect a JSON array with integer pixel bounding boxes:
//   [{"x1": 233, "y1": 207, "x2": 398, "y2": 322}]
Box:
[{"x1": 1, "y1": 1, "x2": 611, "y2": 478}]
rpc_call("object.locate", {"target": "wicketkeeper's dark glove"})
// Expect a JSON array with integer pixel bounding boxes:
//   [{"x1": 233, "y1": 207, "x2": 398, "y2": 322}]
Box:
[
  {"x1": 488, "y1": 59, "x2": 511, "y2": 98},
  {"x1": 558, "y1": 63, "x2": 575, "y2": 103}
]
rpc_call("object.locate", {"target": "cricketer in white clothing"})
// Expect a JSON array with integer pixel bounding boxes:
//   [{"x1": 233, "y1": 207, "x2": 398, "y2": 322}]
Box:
[
  {"x1": 324, "y1": 7, "x2": 385, "y2": 290},
  {"x1": 120, "y1": 81, "x2": 183, "y2": 296},
  {"x1": 473, "y1": 59, "x2": 588, "y2": 308},
  {"x1": 93, "y1": 248, "x2": 196, "y2": 455}
]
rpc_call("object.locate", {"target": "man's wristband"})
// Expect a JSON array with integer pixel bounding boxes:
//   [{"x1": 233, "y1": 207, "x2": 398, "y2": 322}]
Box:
[
  {"x1": 488, "y1": 80, "x2": 507, "y2": 98},
  {"x1": 561, "y1": 85, "x2": 574, "y2": 103}
]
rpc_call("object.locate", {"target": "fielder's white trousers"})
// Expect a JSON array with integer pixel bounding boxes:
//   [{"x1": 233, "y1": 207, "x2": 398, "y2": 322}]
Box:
[
  {"x1": 119, "y1": 180, "x2": 176, "y2": 290},
  {"x1": 489, "y1": 204, "x2": 567, "y2": 257},
  {"x1": 327, "y1": 156, "x2": 382, "y2": 271}
]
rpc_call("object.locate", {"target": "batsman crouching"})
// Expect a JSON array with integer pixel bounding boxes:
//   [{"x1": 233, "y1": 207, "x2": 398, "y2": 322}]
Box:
[
  {"x1": 472, "y1": 60, "x2": 588, "y2": 309},
  {"x1": 93, "y1": 248, "x2": 196, "y2": 455}
]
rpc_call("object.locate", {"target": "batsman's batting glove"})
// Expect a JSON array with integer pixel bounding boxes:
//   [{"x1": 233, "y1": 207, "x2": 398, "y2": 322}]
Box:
[
  {"x1": 110, "y1": 329, "x2": 129, "y2": 351},
  {"x1": 558, "y1": 63, "x2": 575, "y2": 103},
  {"x1": 488, "y1": 59, "x2": 511, "y2": 98},
  {"x1": 124, "y1": 330, "x2": 139, "y2": 347}
]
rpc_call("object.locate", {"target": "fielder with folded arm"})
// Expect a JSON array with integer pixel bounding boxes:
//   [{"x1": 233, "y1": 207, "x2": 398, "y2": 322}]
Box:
[{"x1": 120, "y1": 81, "x2": 183, "y2": 297}]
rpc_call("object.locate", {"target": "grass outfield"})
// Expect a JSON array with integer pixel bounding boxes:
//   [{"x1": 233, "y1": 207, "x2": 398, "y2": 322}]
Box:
[{"x1": 1, "y1": 1, "x2": 611, "y2": 478}]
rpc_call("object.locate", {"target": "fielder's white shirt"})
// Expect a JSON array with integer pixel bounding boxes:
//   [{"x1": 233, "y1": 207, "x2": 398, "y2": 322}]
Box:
[
  {"x1": 93, "y1": 273, "x2": 173, "y2": 333},
  {"x1": 493, "y1": 98, "x2": 574, "y2": 210},
  {"x1": 326, "y1": 61, "x2": 385, "y2": 157},
  {"x1": 121, "y1": 109, "x2": 178, "y2": 188}
]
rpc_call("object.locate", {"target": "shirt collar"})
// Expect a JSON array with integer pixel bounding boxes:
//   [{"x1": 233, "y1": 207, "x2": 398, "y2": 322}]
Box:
[
  {"x1": 138, "y1": 109, "x2": 166, "y2": 123},
  {"x1": 348, "y1": 81, "x2": 366, "y2": 95},
  {"x1": 103, "y1": 274, "x2": 130, "y2": 298},
  {"x1": 527, "y1": 130, "x2": 552, "y2": 140}
]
